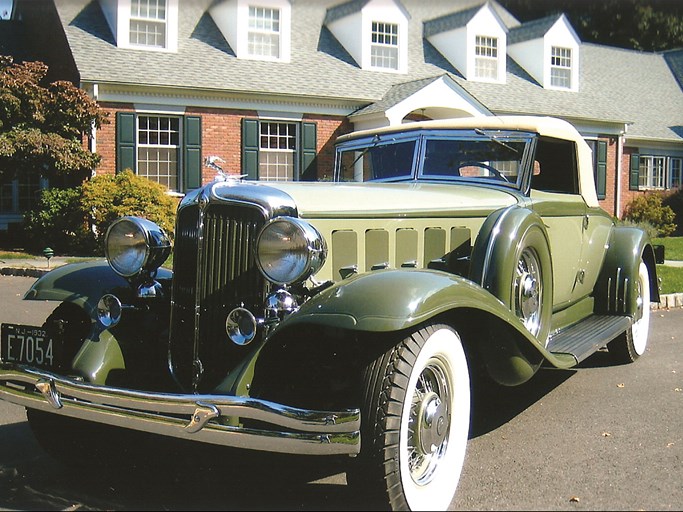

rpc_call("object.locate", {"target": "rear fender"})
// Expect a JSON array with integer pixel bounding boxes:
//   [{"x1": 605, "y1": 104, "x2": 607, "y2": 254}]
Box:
[{"x1": 594, "y1": 227, "x2": 660, "y2": 315}]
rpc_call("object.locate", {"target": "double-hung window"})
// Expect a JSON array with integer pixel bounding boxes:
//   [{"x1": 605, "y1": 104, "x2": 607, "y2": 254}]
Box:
[
  {"x1": 0, "y1": 174, "x2": 44, "y2": 215},
  {"x1": 638, "y1": 155, "x2": 666, "y2": 190},
  {"x1": 242, "y1": 119, "x2": 317, "y2": 181},
  {"x1": 116, "y1": 112, "x2": 202, "y2": 193},
  {"x1": 130, "y1": 0, "x2": 167, "y2": 48},
  {"x1": 371, "y1": 22, "x2": 399, "y2": 70},
  {"x1": 137, "y1": 116, "x2": 180, "y2": 191},
  {"x1": 475, "y1": 36, "x2": 498, "y2": 80},
  {"x1": 248, "y1": 6, "x2": 281, "y2": 59},
  {"x1": 550, "y1": 46, "x2": 572, "y2": 88},
  {"x1": 258, "y1": 122, "x2": 296, "y2": 181}
]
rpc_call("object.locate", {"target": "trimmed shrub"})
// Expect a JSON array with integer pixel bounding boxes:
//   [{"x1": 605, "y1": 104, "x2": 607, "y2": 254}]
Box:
[
  {"x1": 622, "y1": 192, "x2": 677, "y2": 237},
  {"x1": 81, "y1": 170, "x2": 177, "y2": 248},
  {"x1": 23, "y1": 170, "x2": 178, "y2": 255}
]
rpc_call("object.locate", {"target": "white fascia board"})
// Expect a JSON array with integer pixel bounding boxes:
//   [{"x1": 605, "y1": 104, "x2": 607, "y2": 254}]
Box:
[{"x1": 90, "y1": 83, "x2": 362, "y2": 117}]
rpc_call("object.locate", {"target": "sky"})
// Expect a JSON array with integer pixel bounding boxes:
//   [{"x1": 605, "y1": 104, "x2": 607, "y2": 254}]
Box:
[{"x1": 0, "y1": 0, "x2": 11, "y2": 20}]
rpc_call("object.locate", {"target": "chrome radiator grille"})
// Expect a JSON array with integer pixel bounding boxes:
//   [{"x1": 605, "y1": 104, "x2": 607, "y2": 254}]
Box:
[{"x1": 169, "y1": 203, "x2": 267, "y2": 391}]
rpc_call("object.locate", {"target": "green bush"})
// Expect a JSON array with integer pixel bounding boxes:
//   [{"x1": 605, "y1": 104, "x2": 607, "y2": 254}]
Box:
[
  {"x1": 23, "y1": 186, "x2": 97, "y2": 254},
  {"x1": 23, "y1": 170, "x2": 178, "y2": 255},
  {"x1": 622, "y1": 192, "x2": 677, "y2": 237},
  {"x1": 662, "y1": 188, "x2": 683, "y2": 236},
  {"x1": 81, "y1": 170, "x2": 177, "y2": 248}
]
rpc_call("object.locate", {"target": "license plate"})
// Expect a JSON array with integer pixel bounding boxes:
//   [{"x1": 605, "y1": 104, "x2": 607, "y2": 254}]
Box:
[{"x1": 1, "y1": 324, "x2": 56, "y2": 368}]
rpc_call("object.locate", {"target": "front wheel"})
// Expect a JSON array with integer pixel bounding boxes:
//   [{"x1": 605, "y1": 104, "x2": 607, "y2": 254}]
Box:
[
  {"x1": 348, "y1": 324, "x2": 470, "y2": 511},
  {"x1": 608, "y1": 260, "x2": 651, "y2": 363}
]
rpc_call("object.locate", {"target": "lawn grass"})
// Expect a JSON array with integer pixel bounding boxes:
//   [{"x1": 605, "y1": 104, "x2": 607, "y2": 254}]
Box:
[
  {"x1": 656, "y1": 265, "x2": 683, "y2": 295},
  {"x1": 654, "y1": 237, "x2": 683, "y2": 260},
  {"x1": 0, "y1": 250, "x2": 35, "y2": 259}
]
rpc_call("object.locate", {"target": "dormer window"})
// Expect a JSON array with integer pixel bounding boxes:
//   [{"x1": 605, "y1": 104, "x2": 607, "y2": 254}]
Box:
[
  {"x1": 130, "y1": 0, "x2": 167, "y2": 48},
  {"x1": 475, "y1": 36, "x2": 498, "y2": 80},
  {"x1": 248, "y1": 5, "x2": 281, "y2": 59},
  {"x1": 550, "y1": 46, "x2": 572, "y2": 88},
  {"x1": 371, "y1": 21, "x2": 399, "y2": 70}
]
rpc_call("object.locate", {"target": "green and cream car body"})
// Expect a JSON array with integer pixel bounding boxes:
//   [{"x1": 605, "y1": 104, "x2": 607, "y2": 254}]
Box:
[{"x1": 0, "y1": 116, "x2": 659, "y2": 510}]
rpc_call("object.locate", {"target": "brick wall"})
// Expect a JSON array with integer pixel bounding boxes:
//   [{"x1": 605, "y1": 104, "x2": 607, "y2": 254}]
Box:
[{"x1": 93, "y1": 104, "x2": 352, "y2": 185}]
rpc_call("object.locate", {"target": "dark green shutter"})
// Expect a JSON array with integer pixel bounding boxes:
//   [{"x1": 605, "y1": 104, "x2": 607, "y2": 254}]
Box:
[
  {"x1": 116, "y1": 112, "x2": 136, "y2": 173},
  {"x1": 629, "y1": 153, "x2": 640, "y2": 191},
  {"x1": 242, "y1": 118, "x2": 259, "y2": 180},
  {"x1": 301, "y1": 122, "x2": 317, "y2": 180},
  {"x1": 596, "y1": 140, "x2": 607, "y2": 199},
  {"x1": 184, "y1": 116, "x2": 202, "y2": 191}
]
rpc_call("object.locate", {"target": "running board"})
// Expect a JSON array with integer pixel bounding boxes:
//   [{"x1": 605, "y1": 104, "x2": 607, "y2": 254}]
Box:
[{"x1": 547, "y1": 315, "x2": 631, "y2": 364}]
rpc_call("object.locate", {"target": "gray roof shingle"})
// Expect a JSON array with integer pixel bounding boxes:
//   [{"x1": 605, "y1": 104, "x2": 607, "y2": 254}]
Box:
[{"x1": 48, "y1": 0, "x2": 682, "y2": 143}]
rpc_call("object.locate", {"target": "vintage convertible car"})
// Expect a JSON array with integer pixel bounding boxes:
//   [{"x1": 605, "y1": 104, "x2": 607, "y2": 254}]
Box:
[{"x1": 0, "y1": 116, "x2": 658, "y2": 510}]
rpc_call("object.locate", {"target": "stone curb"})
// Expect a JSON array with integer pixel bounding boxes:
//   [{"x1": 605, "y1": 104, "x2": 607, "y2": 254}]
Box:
[
  {"x1": 2, "y1": 265, "x2": 682, "y2": 309},
  {"x1": 0, "y1": 267, "x2": 50, "y2": 278}
]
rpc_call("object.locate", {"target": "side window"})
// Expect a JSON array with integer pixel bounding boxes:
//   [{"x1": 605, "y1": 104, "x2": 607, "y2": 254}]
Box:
[{"x1": 530, "y1": 137, "x2": 579, "y2": 194}]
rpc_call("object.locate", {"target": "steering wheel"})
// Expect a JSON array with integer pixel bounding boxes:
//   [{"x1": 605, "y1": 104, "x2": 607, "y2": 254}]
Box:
[{"x1": 457, "y1": 161, "x2": 509, "y2": 182}]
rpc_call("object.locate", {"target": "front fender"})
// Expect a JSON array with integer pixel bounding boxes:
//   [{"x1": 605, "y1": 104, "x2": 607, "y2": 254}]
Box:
[
  {"x1": 281, "y1": 269, "x2": 576, "y2": 374},
  {"x1": 23, "y1": 260, "x2": 173, "y2": 317}
]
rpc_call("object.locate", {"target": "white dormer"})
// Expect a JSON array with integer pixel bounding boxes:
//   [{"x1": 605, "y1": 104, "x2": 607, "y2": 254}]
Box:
[
  {"x1": 425, "y1": 3, "x2": 507, "y2": 84},
  {"x1": 99, "y1": 0, "x2": 179, "y2": 52},
  {"x1": 507, "y1": 14, "x2": 580, "y2": 91},
  {"x1": 325, "y1": 0, "x2": 409, "y2": 74},
  {"x1": 209, "y1": 0, "x2": 291, "y2": 62}
]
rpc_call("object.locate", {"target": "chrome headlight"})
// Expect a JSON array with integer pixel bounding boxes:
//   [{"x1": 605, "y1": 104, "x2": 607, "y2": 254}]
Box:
[
  {"x1": 255, "y1": 217, "x2": 327, "y2": 285},
  {"x1": 105, "y1": 216, "x2": 171, "y2": 278}
]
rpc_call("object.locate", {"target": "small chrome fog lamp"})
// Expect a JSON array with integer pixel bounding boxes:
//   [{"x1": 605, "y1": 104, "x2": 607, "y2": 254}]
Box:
[
  {"x1": 97, "y1": 294, "x2": 122, "y2": 328},
  {"x1": 105, "y1": 216, "x2": 171, "y2": 279},
  {"x1": 226, "y1": 308, "x2": 258, "y2": 346},
  {"x1": 265, "y1": 289, "x2": 298, "y2": 321}
]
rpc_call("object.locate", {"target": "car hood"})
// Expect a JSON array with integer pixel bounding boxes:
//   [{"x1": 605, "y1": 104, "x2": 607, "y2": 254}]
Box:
[{"x1": 260, "y1": 181, "x2": 519, "y2": 218}]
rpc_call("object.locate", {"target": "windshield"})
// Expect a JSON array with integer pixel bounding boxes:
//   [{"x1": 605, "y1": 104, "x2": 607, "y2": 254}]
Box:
[{"x1": 334, "y1": 129, "x2": 534, "y2": 188}]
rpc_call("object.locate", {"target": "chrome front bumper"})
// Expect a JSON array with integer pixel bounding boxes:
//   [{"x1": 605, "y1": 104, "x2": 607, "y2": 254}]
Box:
[{"x1": 0, "y1": 364, "x2": 360, "y2": 456}]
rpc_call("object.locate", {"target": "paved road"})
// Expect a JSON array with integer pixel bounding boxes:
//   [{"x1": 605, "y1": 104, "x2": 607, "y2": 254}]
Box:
[{"x1": 0, "y1": 275, "x2": 681, "y2": 511}]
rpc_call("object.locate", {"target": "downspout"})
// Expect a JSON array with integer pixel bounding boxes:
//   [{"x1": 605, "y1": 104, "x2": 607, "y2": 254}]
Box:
[
  {"x1": 90, "y1": 83, "x2": 98, "y2": 175},
  {"x1": 615, "y1": 123, "x2": 627, "y2": 218}
]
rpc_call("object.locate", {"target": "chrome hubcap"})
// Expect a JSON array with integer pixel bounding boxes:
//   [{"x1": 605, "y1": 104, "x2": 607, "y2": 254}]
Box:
[
  {"x1": 408, "y1": 360, "x2": 451, "y2": 485},
  {"x1": 515, "y1": 248, "x2": 542, "y2": 336}
]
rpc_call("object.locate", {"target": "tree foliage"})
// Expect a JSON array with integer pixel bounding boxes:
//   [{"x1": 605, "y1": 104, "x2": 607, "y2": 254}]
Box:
[
  {"x1": 0, "y1": 56, "x2": 108, "y2": 185},
  {"x1": 498, "y1": 0, "x2": 683, "y2": 52}
]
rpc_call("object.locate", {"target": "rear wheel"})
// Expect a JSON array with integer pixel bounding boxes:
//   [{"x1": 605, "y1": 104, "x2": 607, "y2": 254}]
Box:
[
  {"x1": 608, "y1": 260, "x2": 651, "y2": 363},
  {"x1": 348, "y1": 324, "x2": 470, "y2": 510}
]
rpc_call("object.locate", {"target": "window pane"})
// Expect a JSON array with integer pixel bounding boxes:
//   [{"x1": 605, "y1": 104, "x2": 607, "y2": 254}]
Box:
[
  {"x1": 550, "y1": 47, "x2": 572, "y2": 88},
  {"x1": 475, "y1": 36, "x2": 498, "y2": 79},
  {"x1": 248, "y1": 6, "x2": 280, "y2": 58},
  {"x1": 130, "y1": 0, "x2": 166, "y2": 48},
  {"x1": 671, "y1": 158, "x2": 682, "y2": 189},
  {"x1": 137, "y1": 115, "x2": 179, "y2": 190},
  {"x1": 371, "y1": 21, "x2": 399, "y2": 70},
  {"x1": 259, "y1": 121, "x2": 296, "y2": 181}
]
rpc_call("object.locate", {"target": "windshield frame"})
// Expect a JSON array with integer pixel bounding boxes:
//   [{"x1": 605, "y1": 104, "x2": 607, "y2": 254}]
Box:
[{"x1": 333, "y1": 128, "x2": 537, "y2": 191}]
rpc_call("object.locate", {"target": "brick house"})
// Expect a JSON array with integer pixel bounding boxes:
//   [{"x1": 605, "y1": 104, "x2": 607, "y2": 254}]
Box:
[{"x1": 1, "y1": 0, "x2": 682, "y2": 234}]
